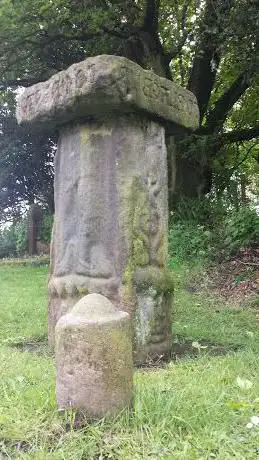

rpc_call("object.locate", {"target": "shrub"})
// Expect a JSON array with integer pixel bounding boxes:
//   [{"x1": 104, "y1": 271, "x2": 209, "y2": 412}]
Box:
[
  {"x1": 40, "y1": 214, "x2": 53, "y2": 243},
  {"x1": 0, "y1": 226, "x2": 17, "y2": 258},
  {"x1": 224, "y1": 207, "x2": 259, "y2": 252},
  {"x1": 14, "y1": 219, "x2": 28, "y2": 254},
  {"x1": 169, "y1": 222, "x2": 214, "y2": 263},
  {"x1": 169, "y1": 198, "x2": 258, "y2": 263}
]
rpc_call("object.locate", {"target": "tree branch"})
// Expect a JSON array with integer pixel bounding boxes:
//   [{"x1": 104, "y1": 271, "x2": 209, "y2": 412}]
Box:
[
  {"x1": 217, "y1": 125, "x2": 259, "y2": 146},
  {"x1": 102, "y1": 25, "x2": 128, "y2": 39},
  {"x1": 0, "y1": 26, "x2": 128, "y2": 87},
  {"x1": 229, "y1": 141, "x2": 257, "y2": 174},
  {"x1": 205, "y1": 73, "x2": 250, "y2": 133}
]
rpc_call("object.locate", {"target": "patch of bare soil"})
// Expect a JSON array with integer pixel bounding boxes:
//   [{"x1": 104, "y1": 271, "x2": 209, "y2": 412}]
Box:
[
  {"x1": 0, "y1": 438, "x2": 31, "y2": 458},
  {"x1": 171, "y1": 337, "x2": 240, "y2": 359},
  {"x1": 10, "y1": 335, "x2": 51, "y2": 355},
  {"x1": 137, "y1": 338, "x2": 240, "y2": 371},
  {"x1": 208, "y1": 246, "x2": 259, "y2": 307}
]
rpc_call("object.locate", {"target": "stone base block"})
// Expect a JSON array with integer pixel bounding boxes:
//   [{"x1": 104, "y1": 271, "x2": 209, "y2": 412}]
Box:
[{"x1": 55, "y1": 294, "x2": 133, "y2": 419}]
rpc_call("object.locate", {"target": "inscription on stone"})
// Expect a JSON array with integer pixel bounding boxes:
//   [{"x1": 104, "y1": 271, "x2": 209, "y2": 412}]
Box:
[{"x1": 52, "y1": 73, "x2": 72, "y2": 104}]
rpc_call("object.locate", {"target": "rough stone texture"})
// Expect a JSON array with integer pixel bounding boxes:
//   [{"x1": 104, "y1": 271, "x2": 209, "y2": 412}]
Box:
[
  {"x1": 133, "y1": 267, "x2": 174, "y2": 364},
  {"x1": 55, "y1": 293, "x2": 133, "y2": 418},
  {"x1": 48, "y1": 114, "x2": 173, "y2": 362},
  {"x1": 17, "y1": 55, "x2": 199, "y2": 131}
]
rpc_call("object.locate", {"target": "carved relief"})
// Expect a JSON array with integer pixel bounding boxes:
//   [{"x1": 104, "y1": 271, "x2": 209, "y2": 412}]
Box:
[
  {"x1": 20, "y1": 88, "x2": 41, "y2": 118},
  {"x1": 113, "y1": 65, "x2": 137, "y2": 102},
  {"x1": 126, "y1": 173, "x2": 165, "y2": 270},
  {"x1": 75, "y1": 68, "x2": 86, "y2": 89},
  {"x1": 147, "y1": 173, "x2": 165, "y2": 267},
  {"x1": 135, "y1": 287, "x2": 172, "y2": 351},
  {"x1": 75, "y1": 64, "x2": 96, "y2": 89},
  {"x1": 52, "y1": 73, "x2": 73, "y2": 104},
  {"x1": 143, "y1": 76, "x2": 161, "y2": 100},
  {"x1": 17, "y1": 56, "x2": 199, "y2": 131},
  {"x1": 142, "y1": 74, "x2": 194, "y2": 117}
]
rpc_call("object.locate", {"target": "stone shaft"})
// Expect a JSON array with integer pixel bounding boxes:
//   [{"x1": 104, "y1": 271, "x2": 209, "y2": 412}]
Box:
[
  {"x1": 48, "y1": 114, "x2": 172, "y2": 362},
  {"x1": 55, "y1": 294, "x2": 133, "y2": 418}
]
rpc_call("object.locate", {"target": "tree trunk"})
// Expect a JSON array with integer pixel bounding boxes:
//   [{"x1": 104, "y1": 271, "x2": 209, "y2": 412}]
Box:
[
  {"x1": 167, "y1": 133, "x2": 213, "y2": 205},
  {"x1": 28, "y1": 204, "x2": 42, "y2": 256}
]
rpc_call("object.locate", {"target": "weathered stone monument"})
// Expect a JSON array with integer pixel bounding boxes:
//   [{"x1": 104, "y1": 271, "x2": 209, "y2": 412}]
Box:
[
  {"x1": 17, "y1": 55, "x2": 199, "y2": 364},
  {"x1": 55, "y1": 293, "x2": 133, "y2": 418}
]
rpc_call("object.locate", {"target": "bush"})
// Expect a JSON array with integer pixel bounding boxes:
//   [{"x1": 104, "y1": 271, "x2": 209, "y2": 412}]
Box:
[
  {"x1": 224, "y1": 207, "x2": 259, "y2": 252},
  {"x1": 40, "y1": 214, "x2": 53, "y2": 243},
  {"x1": 0, "y1": 211, "x2": 53, "y2": 259},
  {"x1": 169, "y1": 222, "x2": 214, "y2": 263},
  {"x1": 14, "y1": 219, "x2": 28, "y2": 254},
  {"x1": 171, "y1": 197, "x2": 227, "y2": 227},
  {"x1": 0, "y1": 226, "x2": 17, "y2": 258},
  {"x1": 169, "y1": 198, "x2": 258, "y2": 263}
]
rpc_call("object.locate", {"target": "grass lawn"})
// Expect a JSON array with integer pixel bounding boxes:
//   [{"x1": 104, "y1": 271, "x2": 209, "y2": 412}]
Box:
[{"x1": 0, "y1": 263, "x2": 259, "y2": 459}]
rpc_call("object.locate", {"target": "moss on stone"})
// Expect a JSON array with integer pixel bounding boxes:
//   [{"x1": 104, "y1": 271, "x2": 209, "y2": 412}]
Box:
[
  {"x1": 77, "y1": 287, "x2": 89, "y2": 295},
  {"x1": 134, "y1": 266, "x2": 174, "y2": 295},
  {"x1": 121, "y1": 176, "x2": 174, "y2": 301},
  {"x1": 122, "y1": 176, "x2": 150, "y2": 298}
]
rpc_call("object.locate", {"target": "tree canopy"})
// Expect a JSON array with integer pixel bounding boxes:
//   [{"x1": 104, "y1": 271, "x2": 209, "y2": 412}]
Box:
[{"x1": 0, "y1": 0, "x2": 258, "y2": 218}]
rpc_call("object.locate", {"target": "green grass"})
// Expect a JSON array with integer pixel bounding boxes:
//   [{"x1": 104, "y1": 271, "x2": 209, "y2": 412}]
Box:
[
  {"x1": 172, "y1": 263, "x2": 259, "y2": 353},
  {"x1": 1, "y1": 264, "x2": 259, "y2": 459}
]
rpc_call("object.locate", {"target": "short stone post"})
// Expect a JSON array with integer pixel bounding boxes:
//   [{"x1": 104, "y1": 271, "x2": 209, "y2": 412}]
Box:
[
  {"x1": 55, "y1": 294, "x2": 133, "y2": 418},
  {"x1": 17, "y1": 55, "x2": 199, "y2": 363}
]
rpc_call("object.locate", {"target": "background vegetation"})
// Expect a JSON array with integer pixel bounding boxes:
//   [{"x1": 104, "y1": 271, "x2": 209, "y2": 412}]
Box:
[{"x1": 0, "y1": 0, "x2": 258, "y2": 225}]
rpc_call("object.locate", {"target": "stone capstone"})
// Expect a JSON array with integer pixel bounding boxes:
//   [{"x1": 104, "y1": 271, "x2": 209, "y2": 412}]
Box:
[
  {"x1": 16, "y1": 55, "x2": 199, "y2": 131},
  {"x1": 55, "y1": 293, "x2": 133, "y2": 418}
]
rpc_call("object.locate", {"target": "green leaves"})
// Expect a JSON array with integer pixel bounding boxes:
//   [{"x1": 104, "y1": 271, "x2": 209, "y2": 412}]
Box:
[{"x1": 224, "y1": 207, "x2": 259, "y2": 252}]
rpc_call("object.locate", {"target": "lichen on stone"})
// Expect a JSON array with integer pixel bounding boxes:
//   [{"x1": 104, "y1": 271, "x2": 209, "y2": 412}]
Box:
[
  {"x1": 77, "y1": 286, "x2": 89, "y2": 295},
  {"x1": 122, "y1": 176, "x2": 150, "y2": 298}
]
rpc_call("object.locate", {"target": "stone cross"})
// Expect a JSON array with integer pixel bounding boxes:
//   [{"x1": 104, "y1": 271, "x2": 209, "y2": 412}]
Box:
[{"x1": 17, "y1": 55, "x2": 199, "y2": 364}]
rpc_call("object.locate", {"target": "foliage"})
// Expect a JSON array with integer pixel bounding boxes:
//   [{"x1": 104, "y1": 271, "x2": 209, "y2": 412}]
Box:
[
  {"x1": 0, "y1": 209, "x2": 53, "y2": 259},
  {"x1": 0, "y1": 91, "x2": 57, "y2": 221},
  {"x1": 0, "y1": 0, "x2": 258, "y2": 216},
  {"x1": 171, "y1": 196, "x2": 227, "y2": 225},
  {"x1": 224, "y1": 207, "x2": 259, "y2": 252},
  {"x1": 0, "y1": 226, "x2": 16, "y2": 258},
  {"x1": 212, "y1": 138, "x2": 259, "y2": 204},
  {"x1": 40, "y1": 213, "x2": 53, "y2": 243},
  {"x1": 14, "y1": 218, "x2": 28, "y2": 254},
  {"x1": 169, "y1": 222, "x2": 214, "y2": 262},
  {"x1": 0, "y1": 220, "x2": 27, "y2": 258},
  {"x1": 169, "y1": 198, "x2": 259, "y2": 263}
]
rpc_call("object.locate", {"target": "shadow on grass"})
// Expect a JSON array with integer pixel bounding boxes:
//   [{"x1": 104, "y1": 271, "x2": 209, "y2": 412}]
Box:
[
  {"x1": 0, "y1": 438, "x2": 31, "y2": 458},
  {"x1": 171, "y1": 335, "x2": 241, "y2": 359},
  {"x1": 9, "y1": 334, "x2": 52, "y2": 356},
  {"x1": 9, "y1": 333, "x2": 242, "y2": 366},
  {"x1": 137, "y1": 336, "x2": 242, "y2": 370}
]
